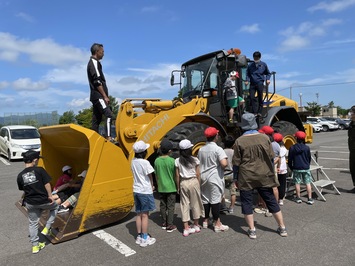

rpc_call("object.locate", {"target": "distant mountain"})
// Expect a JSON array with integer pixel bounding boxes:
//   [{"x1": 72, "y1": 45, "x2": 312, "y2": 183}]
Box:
[{"x1": 0, "y1": 111, "x2": 59, "y2": 127}]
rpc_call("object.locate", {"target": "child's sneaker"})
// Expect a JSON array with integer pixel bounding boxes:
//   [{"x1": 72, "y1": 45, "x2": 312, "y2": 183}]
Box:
[
  {"x1": 228, "y1": 208, "x2": 234, "y2": 214},
  {"x1": 166, "y1": 225, "x2": 177, "y2": 233},
  {"x1": 140, "y1": 235, "x2": 156, "y2": 247},
  {"x1": 161, "y1": 223, "x2": 167, "y2": 230},
  {"x1": 307, "y1": 198, "x2": 314, "y2": 205},
  {"x1": 41, "y1": 227, "x2": 55, "y2": 237},
  {"x1": 254, "y1": 207, "x2": 266, "y2": 214},
  {"x1": 293, "y1": 197, "x2": 302, "y2": 204},
  {"x1": 57, "y1": 205, "x2": 69, "y2": 213},
  {"x1": 193, "y1": 225, "x2": 201, "y2": 233},
  {"x1": 264, "y1": 209, "x2": 273, "y2": 217},
  {"x1": 278, "y1": 199, "x2": 284, "y2": 206},
  {"x1": 277, "y1": 227, "x2": 288, "y2": 237},
  {"x1": 248, "y1": 228, "x2": 256, "y2": 239},
  {"x1": 135, "y1": 235, "x2": 142, "y2": 245},
  {"x1": 202, "y1": 221, "x2": 209, "y2": 229},
  {"x1": 32, "y1": 242, "x2": 45, "y2": 254},
  {"x1": 183, "y1": 227, "x2": 196, "y2": 237},
  {"x1": 214, "y1": 224, "x2": 229, "y2": 232}
]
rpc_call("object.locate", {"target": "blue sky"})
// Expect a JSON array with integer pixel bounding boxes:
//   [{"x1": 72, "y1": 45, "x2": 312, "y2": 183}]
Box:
[{"x1": 0, "y1": 0, "x2": 354, "y2": 116}]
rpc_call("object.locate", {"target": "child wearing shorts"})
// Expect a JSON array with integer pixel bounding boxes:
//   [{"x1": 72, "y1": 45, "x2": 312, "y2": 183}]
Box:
[
  {"x1": 288, "y1": 131, "x2": 314, "y2": 205},
  {"x1": 223, "y1": 135, "x2": 237, "y2": 213},
  {"x1": 131, "y1": 140, "x2": 157, "y2": 247}
]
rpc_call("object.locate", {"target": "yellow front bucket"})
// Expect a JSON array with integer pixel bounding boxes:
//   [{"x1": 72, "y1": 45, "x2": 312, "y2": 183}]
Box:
[{"x1": 16, "y1": 124, "x2": 134, "y2": 243}]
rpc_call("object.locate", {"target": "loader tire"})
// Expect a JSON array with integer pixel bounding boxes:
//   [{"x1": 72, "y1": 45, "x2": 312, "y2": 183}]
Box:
[
  {"x1": 272, "y1": 120, "x2": 299, "y2": 149},
  {"x1": 163, "y1": 122, "x2": 209, "y2": 158},
  {"x1": 272, "y1": 120, "x2": 298, "y2": 137}
]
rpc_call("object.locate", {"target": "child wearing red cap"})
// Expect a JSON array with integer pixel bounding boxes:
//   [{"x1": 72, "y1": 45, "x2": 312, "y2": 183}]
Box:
[
  {"x1": 273, "y1": 133, "x2": 288, "y2": 206},
  {"x1": 288, "y1": 131, "x2": 314, "y2": 205}
]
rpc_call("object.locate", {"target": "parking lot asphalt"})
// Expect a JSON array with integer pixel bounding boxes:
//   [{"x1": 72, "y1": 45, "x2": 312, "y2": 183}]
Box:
[{"x1": 0, "y1": 130, "x2": 354, "y2": 266}]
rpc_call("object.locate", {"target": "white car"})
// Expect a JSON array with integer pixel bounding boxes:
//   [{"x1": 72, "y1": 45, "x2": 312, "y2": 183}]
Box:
[
  {"x1": 305, "y1": 121, "x2": 323, "y2": 133},
  {"x1": 306, "y1": 117, "x2": 339, "y2": 132},
  {"x1": 0, "y1": 125, "x2": 41, "y2": 161}
]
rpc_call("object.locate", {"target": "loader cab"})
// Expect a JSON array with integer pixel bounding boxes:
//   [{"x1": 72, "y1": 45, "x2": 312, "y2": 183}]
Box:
[{"x1": 171, "y1": 49, "x2": 247, "y2": 125}]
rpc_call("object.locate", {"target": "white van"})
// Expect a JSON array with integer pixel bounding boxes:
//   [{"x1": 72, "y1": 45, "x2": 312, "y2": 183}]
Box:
[{"x1": 0, "y1": 125, "x2": 41, "y2": 161}]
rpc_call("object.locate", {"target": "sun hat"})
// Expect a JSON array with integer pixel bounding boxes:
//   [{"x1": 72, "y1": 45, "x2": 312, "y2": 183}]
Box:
[
  {"x1": 204, "y1": 127, "x2": 219, "y2": 138},
  {"x1": 294, "y1": 131, "x2": 306, "y2": 140},
  {"x1": 230, "y1": 71, "x2": 239, "y2": 78},
  {"x1": 179, "y1": 139, "x2": 193, "y2": 150},
  {"x1": 62, "y1": 165, "x2": 72, "y2": 172},
  {"x1": 273, "y1": 133, "x2": 283, "y2": 142},
  {"x1": 241, "y1": 113, "x2": 258, "y2": 130},
  {"x1": 260, "y1": 125, "x2": 274, "y2": 135},
  {"x1": 78, "y1": 170, "x2": 87, "y2": 178},
  {"x1": 133, "y1": 140, "x2": 150, "y2": 153}
]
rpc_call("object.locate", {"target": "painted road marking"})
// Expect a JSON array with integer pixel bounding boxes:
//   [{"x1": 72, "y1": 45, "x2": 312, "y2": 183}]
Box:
[
  {"x1": 0, "y1": 157, "x2": 10, "y2": 165},
  {"x1": 92, "y1": 230, "x2": 136, "y2": 257},
  {"x1": 319, "y1": 146, "x2": 348, "y2": 149},
  {"x1": 317, "y1": 157, "x2": 348, "y2": 161},
  {"x1": 313, "y1": 150, "x2": 349, "y2": 154},
  {"x1": 323, "y1": 168, "x2": 349, "y2": 171}
]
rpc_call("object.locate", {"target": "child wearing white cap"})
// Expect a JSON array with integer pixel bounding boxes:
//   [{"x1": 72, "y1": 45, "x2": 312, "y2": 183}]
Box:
[
  {"x1": 175, "y1": 139, "x2": 204, "y2": 237},
  {"x1": 131, "y1": 140, "x2": 156, "y2": 247},
  {"x1": 53, "y1": 165, "x2": 73, "y2": 191}
]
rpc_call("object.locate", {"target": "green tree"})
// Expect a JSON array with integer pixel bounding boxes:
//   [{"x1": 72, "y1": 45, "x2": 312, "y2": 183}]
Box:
[
  {"x1": 109, "y1": 95, "x2": 119, "y2": 119},
  {"x1": 59, "y1": 110, "x2": 76, "y2": 124},
  {"x1": 23, "y1": 119, "x2": 40, "y2": 128},
  {"x1": 337, "y1": 106, "x2": 348, "y2": 117},
  {"x1": 75, "y1": 107, "x2": 93, "y2": 128},
  {"x1": 328, "y1": 101, "x2": 335, "y2": 108},
  {"x1": 304, "y1": 101, "x2": 322, "y2": 116}
]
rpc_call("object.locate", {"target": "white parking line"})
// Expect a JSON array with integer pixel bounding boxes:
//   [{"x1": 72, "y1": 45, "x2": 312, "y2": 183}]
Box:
[
  {"x1": 92, "y1": 230, "x2": 136, "y2": 257},
  {"x1": 317, "y1": 157, "x2": 348, "y2": 161},
  {"x1": 323, "y1": 168, "x2": 349, "y2": 171},
  {"x1": 0, "y1": 157, "x2": 10, "y2": 165},
  {"x1": 319, "y1": 146, "x2": 348, "y2": 149},
  {"x1": 312, "y1": 150, "x2": 349, "y2": 154}
]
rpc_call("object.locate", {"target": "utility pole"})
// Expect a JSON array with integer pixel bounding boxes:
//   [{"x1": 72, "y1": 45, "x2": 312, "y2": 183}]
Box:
[
  {"x1": 316, "y1": 92, "x2": 319, "y2": 104},
  {"x1": 299, "y1": 92, "x2": 303, "y2": 107},
  {"x1": 290, "y1": 86, "x2": 292, "y2": 99}
]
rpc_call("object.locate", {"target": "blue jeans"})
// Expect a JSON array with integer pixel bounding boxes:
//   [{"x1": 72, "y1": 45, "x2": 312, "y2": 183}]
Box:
[{"x1": 25, "y1": 201, "x2": 58, "y2": 245}]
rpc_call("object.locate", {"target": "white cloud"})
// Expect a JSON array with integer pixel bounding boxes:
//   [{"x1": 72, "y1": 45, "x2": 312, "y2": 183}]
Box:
[
  {"x1": 0, "y1": 32, "x2": 87, "y2": 66},
  {"x1": 278, "y1": 19, "x2": 343, "y2": 51},
  {"x1": 44, "y1": 64, "x2": 87, "y2": 84},
  {"x1": 15, "y1": 12, "x2": 35, "y2": 23},
  {"x1": 308, "y1": 0, "x2": 355, "y2": 13},
  {"x1": 239, "y1": 24, "x2": 260, "y2": 34},
  {"x1": 279, "y1": 35, "x2": 310, "y2": 52},
  {"x1": 141, "y1": 6, "x2": 160, "y2": 13},
  {"x1": 0, "y1": 81, "x2": 9, "y2": 89},
  {"x1": 12, "y1": 78, "x2": 50, "y2": 91}
]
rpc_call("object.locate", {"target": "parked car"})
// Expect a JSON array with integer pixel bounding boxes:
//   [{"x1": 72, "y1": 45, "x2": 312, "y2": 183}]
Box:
[
  {"x1": 304, "y1": 121, "x2": 323, "y2": 133},
  {"x1": 0, "y1": 125, "x2": 41, "y2": 161},
  {"x1": 322, "y1": 117, "x2": 349, "y2": 130},
  {"x1": 343, "y1": 119, "x2": 351, "y2": 127},
  {"x1": 306, "y1": 117, "x2": 339, "y2": 132}
]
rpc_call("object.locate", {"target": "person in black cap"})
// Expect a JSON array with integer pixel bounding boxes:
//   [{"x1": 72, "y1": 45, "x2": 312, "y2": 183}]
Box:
[
  {"x1": 348, "y1": 105, "x2": 355, "y2": 193},
  {"x1": 17, "y1": 150, "x2": 58, "y2": 254},
  {"x1": 232, "y1": 113, "x2": 287, "y2": 239},
  {"x1": 154, "y1": 139, "x2": 177, "y2": 232}
]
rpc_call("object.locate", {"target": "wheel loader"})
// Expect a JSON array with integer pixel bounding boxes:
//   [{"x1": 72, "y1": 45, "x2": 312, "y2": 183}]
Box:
[{"x1": 16, "y1": 48, "x2": 312, "y2": 243}]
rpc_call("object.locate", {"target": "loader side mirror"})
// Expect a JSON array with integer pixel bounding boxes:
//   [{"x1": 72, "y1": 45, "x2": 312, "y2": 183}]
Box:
[
  {"x1": 236, "y1": 55, "x2": 247, "y2": 67},
  {"x1": 170, "y1": 74, "x2": 174, "y2": 86}
]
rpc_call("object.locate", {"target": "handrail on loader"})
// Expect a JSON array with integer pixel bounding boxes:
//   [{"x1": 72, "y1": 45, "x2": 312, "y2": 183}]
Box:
[{"x1": 16, "y1": 124, "x2": 134, "y2": 243}]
